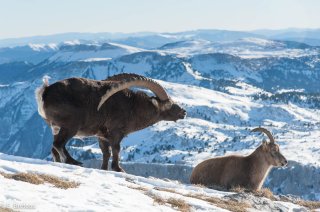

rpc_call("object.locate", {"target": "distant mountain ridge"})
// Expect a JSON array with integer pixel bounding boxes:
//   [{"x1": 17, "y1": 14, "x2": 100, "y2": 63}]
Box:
[{"x1": 1, "y1": 28, "x2": 320, "y2": 48}]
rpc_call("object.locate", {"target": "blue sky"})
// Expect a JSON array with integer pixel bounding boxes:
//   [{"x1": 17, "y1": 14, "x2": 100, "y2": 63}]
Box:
[{"x1": 0, "y1": 0, "x2": 319, "y2": 39}]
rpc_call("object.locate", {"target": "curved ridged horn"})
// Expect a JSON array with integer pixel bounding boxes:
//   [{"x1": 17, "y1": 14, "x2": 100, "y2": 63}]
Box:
[
  {"x1": 97, "y1": 74, "x2": 170, "y2": 110},
  {"x1": 104, "y1": 73, "x2": 143, "y2": 82},
  {"x1": 251, "y1": 127, "x2": 275, "y2": 143}
]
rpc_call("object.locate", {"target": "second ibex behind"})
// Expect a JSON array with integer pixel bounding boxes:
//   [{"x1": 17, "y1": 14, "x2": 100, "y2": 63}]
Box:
[
  {"x1": 190, "y1": 127, "x2": 287, "y2": 191},
  {"x1": 36, "y1": 73, "x2": 186, "y2": 172}
]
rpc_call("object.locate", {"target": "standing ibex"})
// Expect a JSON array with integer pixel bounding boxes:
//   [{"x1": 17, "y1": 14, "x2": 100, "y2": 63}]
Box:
[
  {"x1": 36, "y1": 73, "x2": 186, "y2": 172},
  {"x1": 190, "y1": 127, "x2": 287, "y2": 190}
]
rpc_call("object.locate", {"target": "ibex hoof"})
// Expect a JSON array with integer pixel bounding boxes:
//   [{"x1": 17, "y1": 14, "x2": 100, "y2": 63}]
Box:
[
  {"x1": 112, "y1": 167, "x2": 126, "y2": 172},
  {"x1": 66, "y1": 158, "x2": 83, "y2": 166}
]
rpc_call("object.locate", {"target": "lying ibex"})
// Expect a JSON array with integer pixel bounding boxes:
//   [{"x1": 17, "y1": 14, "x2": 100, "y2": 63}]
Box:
[
  {"x1": 190, "y1": 127, "x2": 287, "y2": 190},
  {"x1": 36, "y1": 73, "x2": 186, "y2": 172}
]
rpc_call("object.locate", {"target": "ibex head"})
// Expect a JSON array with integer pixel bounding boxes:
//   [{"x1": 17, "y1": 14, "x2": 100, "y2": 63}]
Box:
[
  {"x1": 153, "y1": 98, "x2": 186, "y2": 122},
  {"x1": 252, "y1": 127, "x2": 287, "y2": 167},
  {"x1": 98, "y1": 73, "x2": 186, "y2": 121}
]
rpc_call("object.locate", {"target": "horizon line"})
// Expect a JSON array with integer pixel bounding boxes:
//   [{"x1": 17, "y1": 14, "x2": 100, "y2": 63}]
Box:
[{"x1": 1, "y1": 27, "x2": 320, "y2": 41}]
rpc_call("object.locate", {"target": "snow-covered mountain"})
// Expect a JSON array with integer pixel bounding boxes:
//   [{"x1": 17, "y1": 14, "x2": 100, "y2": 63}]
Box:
[
  {"x1": 0, "y1": 32, "x2": 319, "y2": 201},
  {"x1": 253, "y1": 28, "x2": 320, "y2": 46},
  {"x1": 0, "y1": 44, "x2": 58, "y2": 64},
  {"x1": 0, "y1": 29, "x2": 261, "y2": 48},
  {"x1": 48, "y1": 42, "x2": 143, "y2": 62},
  {"x1": 1, "y1": 28, "x2": 319, "y2": 48},
  {"x1": 158, "y1": 38, "x2": 318, "y2": 58}
]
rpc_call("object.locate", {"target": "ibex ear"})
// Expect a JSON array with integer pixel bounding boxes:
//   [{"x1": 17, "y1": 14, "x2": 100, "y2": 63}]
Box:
[
  {"x1": 151, "y1": 98, "x2": 159, "y2": 108},
  {"x1": 261, "y1": 139, "x2": 268, "y2": 151}
]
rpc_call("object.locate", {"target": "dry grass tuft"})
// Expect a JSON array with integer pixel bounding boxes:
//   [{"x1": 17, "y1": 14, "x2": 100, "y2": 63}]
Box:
[
  {"x1": 141, "y1": 185, "x2": 320, "y2": 211},
  {"x1": 0, "y1": 171, "x2": 43, "y2": 185},
  {"x1": 232, "y1": 186, "x2": 320, "y2": 210},
  {"x1": 127, "y1": 185, "x2": 149, "y2": 192},
  {"x1": 125, "y1": 177, "x2": 135, "y2": 183},
  {"x1": 231, "y1": 186, "x2": 276, "y2": 201},
  {"x1": 234, "y1": 187, "x2": 320, "y2": 210},
  {"x1": 38, "y1": 174, "x2": 79, "y2": 189},
  {"x1": 150, "y1": 193, "x2": 190, "y2": 212},
  {"x1": 252, "y1": 188, "x2": 276, "y2": 200},
  {"x1": 151, "y1": 194, "x2": 166, "y2": 205},
  {"x1": 279, "y1": 196, "x2": 320, "y2": 210},
  {"x1": 230, "y1": 186, "x2": 246, "y2": 193},
  {"x1": 154, "y1": 187, "x2": 176, "y2": 193},
  {"x1": 0, "y1": 207, "x2": 15, "y2": 212},
  {"x1": 295, "y1": 200, "x2": 320, "y2": 210},
  {"x1": 0, "y1": 171, "x2": 79, "y2": 189},
  {"x1": 186, "y1": 193, "x2": 249, "y2": 212},
  {"x1": 166, "y1": 198, "x2": 190, "y2": 212},
  {"x1": 129, "y1": 186, "x2": 191, "y2": 212},
  {"x1": 154, "y1": 187, "x2": 250, "y2": 212}
]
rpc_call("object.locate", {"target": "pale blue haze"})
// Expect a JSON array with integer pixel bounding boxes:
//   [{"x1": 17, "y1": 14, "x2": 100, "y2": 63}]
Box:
[{"x1": 0, "y1": 0, "x2": 320, "y2": 39}]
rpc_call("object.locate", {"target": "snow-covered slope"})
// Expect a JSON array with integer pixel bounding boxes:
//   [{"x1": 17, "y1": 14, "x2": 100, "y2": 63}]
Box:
[
  {"x1": 0, "y1": 33, "x2": 319, "y2": 201},
  {"x1": 92, "y1": 81, "x2": 320, "y2": 167},
  {"x1": 0, "y1": 44, "x2": 57, "y2": 64},
  {"x1": 0, "y1": 153, "x2": 311, "y2": 211},
  {"x1": 158, "y1": 38, "x2": 319, "y2": 58}
]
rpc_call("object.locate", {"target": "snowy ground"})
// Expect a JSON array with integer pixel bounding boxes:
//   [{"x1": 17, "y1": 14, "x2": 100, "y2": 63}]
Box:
[{"x1": 0, "y1": 153, "x2": 313, "y2": 212}]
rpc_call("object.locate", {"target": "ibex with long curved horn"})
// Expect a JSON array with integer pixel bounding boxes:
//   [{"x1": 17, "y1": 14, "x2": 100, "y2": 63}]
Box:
[
  {"x1": 190, "y1": 127, "x2": 287, "y2": 191},
  {"x1": 36, "y1": 73, "x2": 186, "y2": 172}
]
